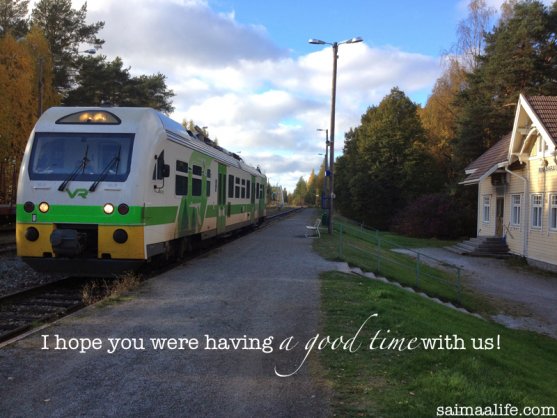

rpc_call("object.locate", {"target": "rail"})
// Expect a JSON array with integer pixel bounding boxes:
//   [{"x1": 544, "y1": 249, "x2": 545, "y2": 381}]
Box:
[{"x1": 333, "y1": 221, "x2": 462, "y2": 302}]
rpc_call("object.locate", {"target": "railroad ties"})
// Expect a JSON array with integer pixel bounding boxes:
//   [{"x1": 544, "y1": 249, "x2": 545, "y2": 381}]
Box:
[{"x1": 0, "y1": 280, "x2": 86, "y2": 344}]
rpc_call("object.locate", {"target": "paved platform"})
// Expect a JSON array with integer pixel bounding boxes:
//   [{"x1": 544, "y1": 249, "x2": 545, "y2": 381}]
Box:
[{"x1": 0, "y1": 209, "x2": 336, "y2": 417}]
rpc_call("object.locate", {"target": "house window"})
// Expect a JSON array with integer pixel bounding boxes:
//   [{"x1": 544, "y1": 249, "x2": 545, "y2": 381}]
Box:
[
  {"x1": 531, "y1": 194, "x2": 543, "y2": 229},
  {"x1": 550, "y1": 195, "x2": 557, "y2": 231},
  {"x1": 511, "y1": 194, "x2": 521, "y2": 226},
  {"x1": 482, "y1": 196, "x2": 490, "y2": 223}
]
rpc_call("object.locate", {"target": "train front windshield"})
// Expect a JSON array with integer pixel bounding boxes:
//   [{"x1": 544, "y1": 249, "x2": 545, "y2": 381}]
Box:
[{"x1": 28, "y1": 132, "x2": 134, "y2": 182}]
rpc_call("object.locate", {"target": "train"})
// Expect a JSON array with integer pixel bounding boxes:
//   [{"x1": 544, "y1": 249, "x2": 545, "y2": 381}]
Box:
[{"x1": 16, "y1": 107, "x2": 267, "y2": 275}]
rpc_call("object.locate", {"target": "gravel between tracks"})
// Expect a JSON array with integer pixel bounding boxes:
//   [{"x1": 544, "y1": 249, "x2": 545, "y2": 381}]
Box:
[{"x1": 0, "y1": 255, "x2": 63, "y2": 297}]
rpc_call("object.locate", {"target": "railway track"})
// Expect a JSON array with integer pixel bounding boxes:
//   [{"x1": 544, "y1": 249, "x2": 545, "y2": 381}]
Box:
[
  {"x1": 0, "y1": 225, "x2": 16, "y2": 256},
  {"x1": 0, "y1": 208, "x2": 302, "y2": 345},
  {"x1": 0, "y1": 278, "x2": 90, "y2": 344}
]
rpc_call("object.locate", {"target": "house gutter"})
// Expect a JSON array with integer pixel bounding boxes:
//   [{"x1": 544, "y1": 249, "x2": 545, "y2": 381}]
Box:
[{"x1": 505, "y1": 164, "x2": 528, "y2": 257}]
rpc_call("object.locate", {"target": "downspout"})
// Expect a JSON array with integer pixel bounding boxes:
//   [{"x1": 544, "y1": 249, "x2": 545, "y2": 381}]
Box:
[{"x1": 505, "y1": 164, "x2": 528, "y2": 257}]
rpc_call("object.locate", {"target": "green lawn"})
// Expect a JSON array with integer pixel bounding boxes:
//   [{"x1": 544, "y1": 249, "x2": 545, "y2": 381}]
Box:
[
  {"x1": 319, "y1": 271, "x2": 557, "y2": 417},
  {"x1": 314, "y1": 221, "x2": 494, "y2": 313}
]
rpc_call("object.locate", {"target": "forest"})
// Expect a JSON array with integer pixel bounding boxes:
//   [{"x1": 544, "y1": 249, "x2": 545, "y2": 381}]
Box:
[
  {"x1": 0, "y1": 0, "x2": 174, "y2": 204},
  {"x1": 289, "y1": 0, "x2": 557, "y2": 238}
]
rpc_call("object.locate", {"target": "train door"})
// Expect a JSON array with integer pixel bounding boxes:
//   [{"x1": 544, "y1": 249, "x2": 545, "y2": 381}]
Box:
[
  {"x1": 217, "y1": 163, "x2": 227, "y2": 234},
  {"x1": 250, "y1": 175, "x2": 256, "y2": 222}
]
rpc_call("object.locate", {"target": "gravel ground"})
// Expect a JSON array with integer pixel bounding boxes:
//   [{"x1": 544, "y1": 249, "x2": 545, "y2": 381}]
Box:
[
  {"x1": 396, "y1": 247, "x2": 557, "y2": 339},
  {"x1": 0, "y1": 254, "x2": 64, "y2": 297},
  {"x1": 0, "y1": 209, "x2": 335, "y2": 417}
]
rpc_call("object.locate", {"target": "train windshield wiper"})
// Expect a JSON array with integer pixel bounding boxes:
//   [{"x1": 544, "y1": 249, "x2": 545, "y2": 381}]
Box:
[
  {"x1": 58, "y1": 145, "x2": 89, "y2": 192},
  {"x1": 89, "y1": 146, "x2": 121, "y2": 192}
]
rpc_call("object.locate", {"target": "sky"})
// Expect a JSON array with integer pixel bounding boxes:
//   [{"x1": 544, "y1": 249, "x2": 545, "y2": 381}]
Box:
[{"x1": 36, "y1": 0, "x2": 551, "y2": 191}]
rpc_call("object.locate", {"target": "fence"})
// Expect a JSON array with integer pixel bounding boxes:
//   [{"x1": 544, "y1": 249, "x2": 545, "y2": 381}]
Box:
[{"x1": 333, "y1": 221, "x2": 462, "y2": 302}]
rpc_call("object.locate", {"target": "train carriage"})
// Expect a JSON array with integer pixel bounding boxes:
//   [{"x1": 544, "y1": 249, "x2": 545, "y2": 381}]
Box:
[{"x1": 16, "y1": 107, "x2": 267, "y2": 275}]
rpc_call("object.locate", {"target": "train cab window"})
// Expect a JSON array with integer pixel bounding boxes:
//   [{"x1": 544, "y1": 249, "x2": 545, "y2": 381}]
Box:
[
  {"x1": 228, "y1": 175, "x2": 234, "y2": 198},
  {"x1": 256, "y1": 182, "x2": 260, "y2": 199},
  {"x1": 192, "y1": 164, "x2": 202, "y2": 196},
  {"x1": 29, "y1": 132, "x2": 134, "y2": 182}
]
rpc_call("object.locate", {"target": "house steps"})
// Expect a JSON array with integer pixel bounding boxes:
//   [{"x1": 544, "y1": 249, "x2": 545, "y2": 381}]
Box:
[{"x1": 446, "y1": 236, "x2": 510, "y2": 258}]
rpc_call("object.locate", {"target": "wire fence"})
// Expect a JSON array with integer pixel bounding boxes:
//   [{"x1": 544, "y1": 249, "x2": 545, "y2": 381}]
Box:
[{"x1": 332, "y1": 220, "x2": 462, "y2": 303}]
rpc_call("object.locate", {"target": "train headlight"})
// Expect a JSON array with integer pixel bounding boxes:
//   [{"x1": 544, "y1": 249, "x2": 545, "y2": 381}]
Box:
[
  {"x1": 103, "y1": 203, "x2": 114, "y2": 215},
  {"x1": 25, "y1": 227, "x2": 39, "y2": 242},
  {"x1": 118, "y1": 203, "x2": 129, "y2": 215},
  {"x1": 24, "y1": 201, "x2": 35, "y2": 213},
  {"x1": 113, "y1": 229, "x2": 128, "y2": 244},
  {"x1": 38, "y1": 202, "x2": 49, "y2": 213}
]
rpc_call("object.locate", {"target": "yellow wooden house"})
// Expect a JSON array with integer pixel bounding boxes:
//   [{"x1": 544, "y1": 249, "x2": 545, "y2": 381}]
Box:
[{"x1": 461, "y1": 94, "x2": 557, "y2": 271}]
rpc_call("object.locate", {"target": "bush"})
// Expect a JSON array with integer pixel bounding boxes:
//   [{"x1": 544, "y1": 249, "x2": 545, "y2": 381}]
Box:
[{"x1": 391, "y1": 193, "x2": 474, "y2": 239}]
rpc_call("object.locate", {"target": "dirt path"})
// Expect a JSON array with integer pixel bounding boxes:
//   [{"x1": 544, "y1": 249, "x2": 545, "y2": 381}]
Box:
[{"x1": 404, "y1": 248, "x2": 557, "y2": 338}]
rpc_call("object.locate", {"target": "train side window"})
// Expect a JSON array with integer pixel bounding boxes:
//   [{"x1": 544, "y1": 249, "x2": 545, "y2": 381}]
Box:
[
  {"x1": 235, "y1": 177, "x2": 240, "y2": 198},
  {"x1": 176, "y1": 175, "x2": 188, "y2": 195},
  {"x1": 228, "y1": 175, "x2": 234, "y2": 198},
  {"x1": 176, "y1": 160, "x2": 188, "y2": 173},
  {"x1": 192, "y1": 178, "x2": 202, "y2": 196},
  {"x1": 206, "y1": 169, "x2": 211, "y2": 196},
  {"x1": 192, "y1": 164, "x2": 202, "y2": 196},
  {"x1": 246, "y1": 180, "x2": 251, "y2": 199},
  {"x1": 241, "y1": 179, "x2": 246, "y2": 199},
  {"x1": 256, "y1": 182, "x2": 260, "y2": 199}
]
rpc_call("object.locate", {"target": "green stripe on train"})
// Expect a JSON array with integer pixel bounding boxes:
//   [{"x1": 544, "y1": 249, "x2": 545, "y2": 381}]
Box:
[{"x1": 16, "y1": 204, "x2": 178, "y2": 226}]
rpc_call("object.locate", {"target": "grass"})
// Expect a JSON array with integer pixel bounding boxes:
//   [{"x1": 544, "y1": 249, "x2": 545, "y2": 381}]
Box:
[
  {"x1": 82, "y1": 271, "x2": 142, "y2": 305},
  {"x1": 319, "y1": 271, "x2": 557, "y2": 417},
  {"x1": 314, "y1": 220, "x2": 493, "y2": 313}
]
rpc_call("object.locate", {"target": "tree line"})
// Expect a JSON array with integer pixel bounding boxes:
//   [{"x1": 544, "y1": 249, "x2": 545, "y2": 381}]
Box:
[
  {"x1": 298, "y1": 0, "x2": 557, "y2": 238},
  {"x1": 0, "y1": 0, "x2": 175, "y2": 190}
]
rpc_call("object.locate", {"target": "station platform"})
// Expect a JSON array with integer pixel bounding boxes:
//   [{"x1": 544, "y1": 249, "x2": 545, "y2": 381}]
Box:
[{"x1": 0, "y1": 209, "x2": 337, "y2": 417}]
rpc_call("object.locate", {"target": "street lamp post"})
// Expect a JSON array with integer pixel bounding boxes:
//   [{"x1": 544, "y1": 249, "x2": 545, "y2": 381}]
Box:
[
  {"x1": 317, "y1": 128, "x2": 329, "y2": 211},
  {"x1": 309, "y1": 37, "x2": 363, "y2": 233}
]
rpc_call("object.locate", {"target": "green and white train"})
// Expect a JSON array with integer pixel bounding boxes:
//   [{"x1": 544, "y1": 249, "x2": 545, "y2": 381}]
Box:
[{"x1": 16, "y1": 107, "x2": 267, "y2": 275}]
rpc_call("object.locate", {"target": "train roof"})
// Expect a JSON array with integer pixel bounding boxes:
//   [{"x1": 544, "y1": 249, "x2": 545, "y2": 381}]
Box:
[
  {"x1": 158, "y1": 113, "x2": 265, "y2": 178},
  {"x1": 35, "y1": 107, "x2": 265, "y2": 179}
]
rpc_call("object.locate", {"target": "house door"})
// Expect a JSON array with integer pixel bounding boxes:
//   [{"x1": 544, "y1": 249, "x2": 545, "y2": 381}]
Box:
[{"x1": 496, "y1": 197, "x2": 504, "y2": 237}]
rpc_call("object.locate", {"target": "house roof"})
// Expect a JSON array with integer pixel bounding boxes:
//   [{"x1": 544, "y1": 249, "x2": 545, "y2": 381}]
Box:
[
  {"x1": 460, "y1": 133, "x2": 511, "y2": 185},
  {"x1": 462, "y1": 94, "x2": 557, "y2": 185},
  {"x1": 524, "y1": 95, "x2": 557, "y2": 141}
]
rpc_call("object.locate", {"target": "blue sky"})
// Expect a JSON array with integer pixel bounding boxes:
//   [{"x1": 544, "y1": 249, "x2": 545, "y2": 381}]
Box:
[
  {"x1": 211, "y1": 0, "x2": 463, "y2": 57},
  {"x1": 56, "y1": 0, "x2": 533, "y2": 191}
]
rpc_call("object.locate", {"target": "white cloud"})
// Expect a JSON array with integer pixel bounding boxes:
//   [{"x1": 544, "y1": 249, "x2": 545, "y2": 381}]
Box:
[{"x1": 67, "y1": 0, "x2": 442, "y2": 192}]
